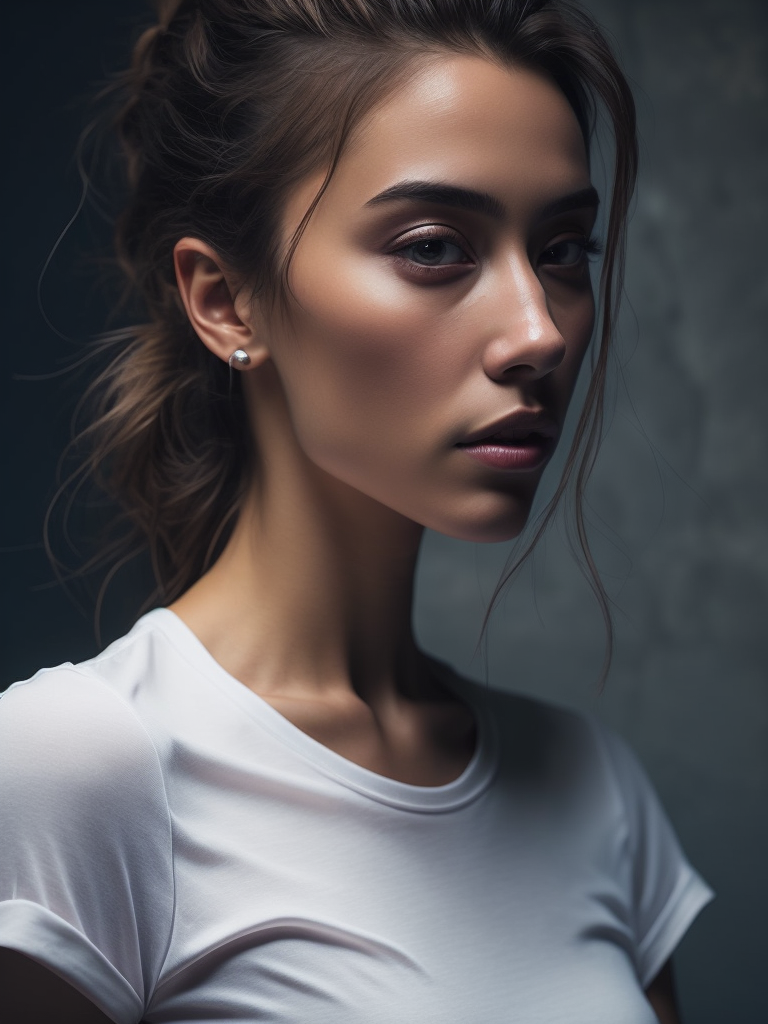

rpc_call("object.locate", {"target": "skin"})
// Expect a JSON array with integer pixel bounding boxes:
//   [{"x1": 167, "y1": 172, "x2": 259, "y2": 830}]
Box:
[
  {"x1": 172, "y1": 55, "x2": 597, "y2": 782},
  {"x1": 0, "y1": 54, "x2": 679, "y2": 1024}
]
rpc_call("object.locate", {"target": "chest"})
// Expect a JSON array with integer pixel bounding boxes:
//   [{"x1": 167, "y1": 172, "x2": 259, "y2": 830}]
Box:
[{"x1": 148, "y1": 766, "x2": 654, "y2": 1023}]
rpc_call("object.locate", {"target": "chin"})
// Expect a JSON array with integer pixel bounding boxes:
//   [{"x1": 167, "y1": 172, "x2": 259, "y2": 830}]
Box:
[
  {"x1": 424, "y1": 502, "x2": 532, "y2": 545},
  {"x1": 446, "y1": 522, "x2": 528, "y2": 545}
]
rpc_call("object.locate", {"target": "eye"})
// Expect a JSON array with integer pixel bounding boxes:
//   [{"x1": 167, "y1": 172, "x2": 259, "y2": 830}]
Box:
[
  {"x1": 398, "y1": 238, "x2": 471, "y2": 266},
  {"x1": 539, "y1": 236, "x2": 603, "y2": 268},
  {"x1": 388, "y1": 226, "x2": 474, "y2": 274}
]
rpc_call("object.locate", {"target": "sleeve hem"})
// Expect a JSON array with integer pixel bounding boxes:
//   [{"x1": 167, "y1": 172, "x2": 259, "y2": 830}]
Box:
[
  {"x1": 636, "y1": 868, "x2": 715, "y2": 989},
  {"x1": 0, "y1": 899, "x2": 143, "y2": 1024}
]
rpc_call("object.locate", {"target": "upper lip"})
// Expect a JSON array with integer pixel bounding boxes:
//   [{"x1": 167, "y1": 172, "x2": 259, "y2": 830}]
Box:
[{"x1": 456, "y1": 409, "x2": 558, "y2": 446}]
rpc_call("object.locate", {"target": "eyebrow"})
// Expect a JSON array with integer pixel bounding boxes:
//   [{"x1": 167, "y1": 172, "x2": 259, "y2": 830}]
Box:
[{"x1": 365, "y1": 180, "x2": 599, "y2": 221}]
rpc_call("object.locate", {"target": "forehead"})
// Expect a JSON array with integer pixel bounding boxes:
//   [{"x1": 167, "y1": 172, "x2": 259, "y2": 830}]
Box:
[{"x1": 289, "y1": 54, "x2": 590, "y2": 227}]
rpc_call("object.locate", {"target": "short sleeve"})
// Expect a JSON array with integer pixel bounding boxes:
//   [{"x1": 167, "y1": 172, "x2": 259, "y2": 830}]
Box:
[
  {"x1": 598, "y1": 727, "x2": 714, "y2": 988},
  {"x1": 0, "y1": 667, "x2": 175, "y2": 1024}
]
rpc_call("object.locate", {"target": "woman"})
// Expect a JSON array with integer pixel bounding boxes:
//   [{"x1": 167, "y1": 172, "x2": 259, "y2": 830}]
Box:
[{"x1": 0, "y1": 1, "x2": 712, "y2": 1021}]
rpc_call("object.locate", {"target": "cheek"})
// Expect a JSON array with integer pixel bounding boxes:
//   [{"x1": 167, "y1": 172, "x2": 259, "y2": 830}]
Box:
[
  {"x1": 268, "y1": 242, "x2": 597, "y2": 513},
  {"x1": 274, "y1": 255, "x2": 455, "y2": 462}
]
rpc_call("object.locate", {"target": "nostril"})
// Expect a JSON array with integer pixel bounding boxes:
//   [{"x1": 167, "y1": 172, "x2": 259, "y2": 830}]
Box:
[
  {"x1": 489, "y1": 338, "x2": 566, "y2": 381},
  {"x1": 480, "y1": 288, "x2": 568, "y2": 381}
]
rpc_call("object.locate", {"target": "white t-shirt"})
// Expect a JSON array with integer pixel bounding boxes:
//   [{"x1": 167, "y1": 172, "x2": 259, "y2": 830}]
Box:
[{"x1": 0, "y1": 609, "x2": 712, "y2": 1023}]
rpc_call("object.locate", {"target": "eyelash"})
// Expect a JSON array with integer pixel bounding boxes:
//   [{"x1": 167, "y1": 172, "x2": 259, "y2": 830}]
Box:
[
  {"x1": 389, "y1": 225, "x2": 473, "y2": 277},
  {"x1": 540, "y1": 235, "x2": 604, "y2": 266},
  {"x1": 389, "y1": 227, "x2": 604, "y2": 277}
]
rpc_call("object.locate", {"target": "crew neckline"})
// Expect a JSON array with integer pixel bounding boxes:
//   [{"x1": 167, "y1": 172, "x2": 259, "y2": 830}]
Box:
[{"x1": 142, "y1": 608, "x2": 498, "y2": 813}]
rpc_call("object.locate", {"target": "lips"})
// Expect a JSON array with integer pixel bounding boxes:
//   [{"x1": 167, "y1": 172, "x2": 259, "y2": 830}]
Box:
[
  {"x1": 456, "y1": 410, "x2": 558, "y2": 448},
  {"x1": 468, "y1": 428, "x2": 554, "y2": 445},
  {"x1": 455, "y1": 410, "x2": 558, "y2": 471}
]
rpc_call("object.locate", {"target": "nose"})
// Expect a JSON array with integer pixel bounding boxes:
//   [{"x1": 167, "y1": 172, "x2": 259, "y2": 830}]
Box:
[{"x1": 480, "y1": 258, "x2": 567, "y2": 382}]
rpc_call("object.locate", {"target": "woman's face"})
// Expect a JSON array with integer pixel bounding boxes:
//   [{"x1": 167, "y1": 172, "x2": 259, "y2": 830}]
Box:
[{"x1": 254, "y1": 54, "x2": 598, "y2": 542}]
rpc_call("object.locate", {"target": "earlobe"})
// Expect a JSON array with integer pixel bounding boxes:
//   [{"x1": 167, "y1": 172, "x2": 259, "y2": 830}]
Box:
[{"x1": 173, "y1": 237, "x2": 270, "y2": 369}]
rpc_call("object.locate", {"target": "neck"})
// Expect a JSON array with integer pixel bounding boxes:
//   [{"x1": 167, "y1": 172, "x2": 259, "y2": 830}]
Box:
[{"x1": 171, "y1": 449, "x2": 429, "y2": 707}]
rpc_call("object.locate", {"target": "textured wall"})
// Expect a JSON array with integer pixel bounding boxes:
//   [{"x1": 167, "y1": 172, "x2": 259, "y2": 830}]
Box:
[
  {"x1": 415, "y1": 3, "x2": 768, "y2": 1021},
  {"x1": 2, "y1": 2, "x2": 766, "y2": 1021}
]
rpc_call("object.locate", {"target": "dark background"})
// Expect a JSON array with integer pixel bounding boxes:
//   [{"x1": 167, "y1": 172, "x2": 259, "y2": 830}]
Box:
[{"x1": 2, "y1": 2, "x2": 766, "y2": 1022}]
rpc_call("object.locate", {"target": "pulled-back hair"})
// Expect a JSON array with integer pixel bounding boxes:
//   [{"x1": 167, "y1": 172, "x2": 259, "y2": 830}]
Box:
[{"x1": 66, "y1": 0, "x2": 636, "y2": 671}]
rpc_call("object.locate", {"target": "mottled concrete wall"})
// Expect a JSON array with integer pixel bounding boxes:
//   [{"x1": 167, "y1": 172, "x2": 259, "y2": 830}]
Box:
[{"x1": 415, "y1": 3, "x2": 768, "y2": 1020}]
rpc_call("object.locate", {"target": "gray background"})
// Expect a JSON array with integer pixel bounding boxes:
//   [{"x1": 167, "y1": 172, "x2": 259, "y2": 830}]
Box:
[{"x1": 2, "y1": 2, "x2": 766, "y2": 1022}]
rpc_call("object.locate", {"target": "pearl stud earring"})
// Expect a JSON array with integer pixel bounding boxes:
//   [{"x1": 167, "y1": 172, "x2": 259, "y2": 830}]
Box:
[{"x1": 228, "y1": 349, "x2": 251, "y2": 369}]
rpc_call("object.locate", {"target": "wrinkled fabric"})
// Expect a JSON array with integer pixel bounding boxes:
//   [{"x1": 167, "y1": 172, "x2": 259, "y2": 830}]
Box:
[{"x1": 0, "y1": 609, "x2": 713, "y2": 1023}]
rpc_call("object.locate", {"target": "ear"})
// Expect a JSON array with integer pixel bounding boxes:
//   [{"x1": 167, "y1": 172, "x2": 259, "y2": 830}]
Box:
[{"x1": 173, "y1": 238, "x2": 270, "y2": 369}]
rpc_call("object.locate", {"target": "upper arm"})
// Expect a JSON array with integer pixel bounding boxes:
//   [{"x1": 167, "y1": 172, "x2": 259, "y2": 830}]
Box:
[
  {"x1": 0, "y1": 669, "x2": 174, "y2": 1020},
  {"x1": 644, "y1": 957, "x2": 681, "y2": 1024},
  {"x1": 0, "y1": 947, "x2": 116, "y2": 1024}
]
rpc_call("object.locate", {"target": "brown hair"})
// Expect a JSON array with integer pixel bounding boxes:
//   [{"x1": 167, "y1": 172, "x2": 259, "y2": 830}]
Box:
[{"x1": 63, "y1": 0, "x2": 637, "y2": 672}]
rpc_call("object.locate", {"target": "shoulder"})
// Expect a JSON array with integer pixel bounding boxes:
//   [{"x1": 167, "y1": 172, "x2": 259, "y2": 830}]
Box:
[
  {"x1": 1, "y1": 608, "x2": 177, "y2": 726},
  {"x1": 435, "y1": 661, "x2": 586, "y2": 740},
  {"x1": 440, "y1": 666, "x2": 598, "y2": 777},
  {"x1": 0, "y1": 619, "x2": 170, "y2": 817},
  {"x1": 437, "y1": 663, "x2": 653, "y2": 809}
]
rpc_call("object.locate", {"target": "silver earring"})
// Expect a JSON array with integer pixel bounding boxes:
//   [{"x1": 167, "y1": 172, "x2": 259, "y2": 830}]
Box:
[{"x1": 228, "y1": 348, "x2": 251, "y2": 369}]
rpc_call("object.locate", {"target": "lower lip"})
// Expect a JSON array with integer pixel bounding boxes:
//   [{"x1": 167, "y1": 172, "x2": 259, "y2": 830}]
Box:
[{"x1": 456, "y1": 437, "x2": 554, "y2": 471}]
